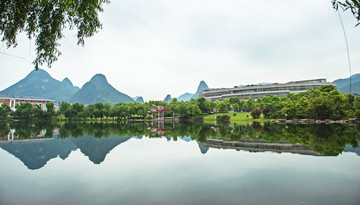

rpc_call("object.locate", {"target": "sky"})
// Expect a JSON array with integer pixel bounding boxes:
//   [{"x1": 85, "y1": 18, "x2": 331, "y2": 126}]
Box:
[{"x1": 1, "y1": 0, "x2": 359, "y2": 101}]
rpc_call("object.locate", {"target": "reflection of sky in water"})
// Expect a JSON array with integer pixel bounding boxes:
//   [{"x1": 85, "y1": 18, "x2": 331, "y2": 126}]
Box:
[{"x1": 0, "y1": 137, "x2": 359, "y2": 205}]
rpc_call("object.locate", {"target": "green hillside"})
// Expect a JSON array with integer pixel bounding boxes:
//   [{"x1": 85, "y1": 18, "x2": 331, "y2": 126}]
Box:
[
  {"x1": 70, "y1": 74, "x2": 134, "y2": 105},
  {"x1": 0, "y1": 69, "x2": 79, "y2": 102}
]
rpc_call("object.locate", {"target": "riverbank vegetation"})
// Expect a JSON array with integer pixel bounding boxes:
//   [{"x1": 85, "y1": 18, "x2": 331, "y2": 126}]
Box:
[{"x1": 0, "y1": 85, "x2": 359, "y2": 122}]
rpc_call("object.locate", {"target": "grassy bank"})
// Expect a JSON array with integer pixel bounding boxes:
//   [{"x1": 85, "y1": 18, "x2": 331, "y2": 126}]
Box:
[{"x1": 203, "y1": 112, "x2": 275, "y2": 123}]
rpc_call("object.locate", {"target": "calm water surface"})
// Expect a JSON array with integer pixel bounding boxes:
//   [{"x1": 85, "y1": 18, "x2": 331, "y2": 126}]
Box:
[{"x1": 0, "y1": 122, "x2": 359, "y2": 205}]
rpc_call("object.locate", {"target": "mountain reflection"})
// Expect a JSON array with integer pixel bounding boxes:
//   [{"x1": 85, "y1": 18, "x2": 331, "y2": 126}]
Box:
[{"x1": 0, "y1": 121, "x2": 359, "y2": 170}]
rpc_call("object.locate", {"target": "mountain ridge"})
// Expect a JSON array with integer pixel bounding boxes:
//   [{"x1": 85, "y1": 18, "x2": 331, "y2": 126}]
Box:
[
  {"x1": 0, "y1": 69, "x2": 80, "y2": 103},
  {"x1": 70, "y1": 74, "x2": 134, "y2": 105},
  {"x1": 177, "y1": 81, "x2": 209, "y2": 101},
  {"x1": 333, "y1": 74, "x2": 360, "y2": 94}
]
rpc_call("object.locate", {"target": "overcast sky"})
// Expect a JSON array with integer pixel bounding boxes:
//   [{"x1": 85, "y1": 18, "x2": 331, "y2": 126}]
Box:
[{"x1": 1, "y1": 0, "x2": 359, "y2": 101}]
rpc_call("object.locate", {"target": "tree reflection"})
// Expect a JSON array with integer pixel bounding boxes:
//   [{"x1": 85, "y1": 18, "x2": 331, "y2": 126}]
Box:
[{"x1": 1, "y1": 121, "x2": 359, "y2": 156}]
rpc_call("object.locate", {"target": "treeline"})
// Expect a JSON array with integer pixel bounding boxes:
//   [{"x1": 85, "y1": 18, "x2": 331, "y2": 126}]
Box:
[
  {"x1": 0, "y1": 85, "x2": 359, "y2": 121},
  {"x1": 0, "y1": 102, "x2": 55, "y2": 120},
  {"x1": 209, "y1": 85, "x2": 360, "y2": 120},
  {"x1": 57, "y1": 100, "x2": 203, "y2": 120},
  {"x1": 248, "y1": 85, "x2": 359, "y2": 120},
  {"x1": 0, "y1": 99, "x2": 205, "y2": 121}
]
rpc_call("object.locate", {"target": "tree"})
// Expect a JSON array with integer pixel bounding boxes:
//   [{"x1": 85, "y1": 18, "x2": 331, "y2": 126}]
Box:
[
  {"x1": 281, "y1": 100, "x2": 296, "y2": 119},
  {"x1": 319, "y1": 85, "x2": 337, "y2": 93},
  {"x1": 176, "y1": 102, "x2": 201, "y2": 119},
  {"x1": 214, "y1": 100, "x2": 221, "y2": 113},
  {"x1": 103, "y1": 103, "x2": 111, "y2": 118},
  {"x1": 72, "y1": 102, "x2": 84, "y2": 119},
  {"x1": 117, "y1": 103, "x2": 129, "y2": 119},
  {"x1": 94, "y1": 102, "x2": 105, "y2": 119},
  {"x1": 232, "y1": 103, "x2": 239, "y2": 113},
  {"x1": 295, "y1": 96, "x2": 310, "y2": 119},
  {"x1": 13, "y1": 103, "x2": 33, "y2": 120},
  {"x1": 83, "y1": 104, "x2": 95, "y2": 120},
  {"x1": 250, "y1": 108, "x2": 262, "y2": 119},
  {"x1": 197, "y1": 97, "x2": 207, "y2": 114},
  {"x1": 137, "y1": 104, "x2": 148, "y2": 119},
  {"x1": 308, "y1": 96, "x2": 335, "y2": 120},
  {"x1": 238, "y1": 99, "x2": 245, "y2": 111},
  {"x1": 332, "y1": 0, "x2": 360, "y2": 27},
  {"x1": 260, "y1": 95, "x2": 282, "y2": 119},
  {"x1": 64, "y1": 105, "x2": 76, "y2": 119},
  {"x1": 166, "y1": 100, "x2": 179, "y2": 118},
  {"x1": 247, "y1": 98, "x2": 255, "y2": 111},
  {"x1": 0, "y1": 103, "x2": 11, "y2": 119},
  {"x1": 242, "y1": 102, "x2": 249, "y2": 112},
  {"x1": 218, "y1": 102, "x2": 228, "y2": 113},
  {"x1": 229, "y1": 97, "x2": 240, "y2": 105},
  {"x1": 45, "y1": 102, "x2": 55, "y2": 119},
  {"x1": 204, "y1": 100, "x2": 215, "y2": 113},
  {"x1": 32, "y1": 104, "x2": 44, "y2": 119},
  {"x1": 59, "y1": 101, "x2": 71, "y2": 119},
  {"x1": 0, "y1": 0, "x2": 110, "y2": 69}
]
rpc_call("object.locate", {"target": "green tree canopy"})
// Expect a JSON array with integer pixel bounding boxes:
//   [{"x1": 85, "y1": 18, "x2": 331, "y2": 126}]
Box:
[
  {"x1": 0, "y1": 104, "x2": 11, "y2": 119},
  {"x1": 0, "y1": 0, "x2": 109, "y2": 69}
]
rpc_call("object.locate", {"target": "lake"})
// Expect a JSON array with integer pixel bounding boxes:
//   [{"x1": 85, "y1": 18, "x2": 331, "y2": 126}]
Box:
[{"x1": 0, "y1": 121, "x2": 359, "y2": 205}]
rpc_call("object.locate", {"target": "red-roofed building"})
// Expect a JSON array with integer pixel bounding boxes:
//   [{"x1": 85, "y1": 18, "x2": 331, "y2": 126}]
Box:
[{"x1": 148, "y1": 105, "x2": 169, "y2": 120}]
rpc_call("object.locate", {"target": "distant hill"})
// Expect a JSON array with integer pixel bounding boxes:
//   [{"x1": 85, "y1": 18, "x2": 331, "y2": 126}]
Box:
[
  {"x1": 192, "y1": 80, "x2": 209, "y2": 99},
  {"x1": 163, "y1": 94, "x2": 172, "y2": 103},
  {"x1": 178, "y1": 92, "x2": 194, "y2": 101},
  {"x1": 70, "y1": 74, "x2": 134, "y2": 105},
  {"x1": 133, "y1": 96, "x2": 144, "y2": 104},
  {"x1": 0, "y1": 69, "x2": 79, "y2": 102},
  {"x1": 333, "y1": 74, "x2": 360, "y2": 94},
  {"x1": 177, "y1": 81, "x2": 209, "y2": 101}
]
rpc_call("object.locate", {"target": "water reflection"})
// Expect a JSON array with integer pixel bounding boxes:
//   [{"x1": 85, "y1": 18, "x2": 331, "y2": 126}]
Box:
[{"x1": 0, "y1": 121, "x2": 359, "y2": 170}]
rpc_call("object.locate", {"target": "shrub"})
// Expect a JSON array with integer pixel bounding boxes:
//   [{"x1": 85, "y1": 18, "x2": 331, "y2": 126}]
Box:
[
  {"x1": 250, "y1": 108, "x2": 262, "y2": 119},
  {"x1": 355, "y1": 110, "x2": 360, "y2": 120},
  {"x1": 216, "y1": 115, "x2": 230, "y2": 123}
]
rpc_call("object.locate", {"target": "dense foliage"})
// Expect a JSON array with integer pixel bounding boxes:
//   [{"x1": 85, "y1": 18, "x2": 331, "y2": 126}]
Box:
[
  {"x1": 0, "y1": 0, "x2": 109, "y2": 69},
  {"x1": 228, "y1": 85, "x2": 360, "y2": 120},
  {"x1": 333, "y1": 0, "x2": 360, "y2": 27},
  {"x1": 216, "y1": 115, "x2": 230, "y2": 123},
  {"x1": 9, "y1": 102, "x2": 55, "y2": 120}
]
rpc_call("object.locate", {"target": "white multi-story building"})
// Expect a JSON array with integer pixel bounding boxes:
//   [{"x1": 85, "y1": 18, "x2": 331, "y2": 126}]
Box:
[
  {"x1": 0, "y1": 94, "x2": 54, "y2": 111},
  {"x1": 199, "y1": 79, "x2": 335, "y2": 101}
]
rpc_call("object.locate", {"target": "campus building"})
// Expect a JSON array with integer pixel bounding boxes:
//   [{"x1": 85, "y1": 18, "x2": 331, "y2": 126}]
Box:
[
  {"x1": 0, "y1": 94, "x2": 54, "y2": 111},
  {"x1": 199, "y1": 79, "x2": 335, "y2": 101}
]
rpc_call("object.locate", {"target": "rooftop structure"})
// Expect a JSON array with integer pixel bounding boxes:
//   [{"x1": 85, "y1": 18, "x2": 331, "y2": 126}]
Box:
[
  {"x1": 0, "y1": 94, "x2": 54, "y2": 111},
  {"x1": 199, "y1": 79, "x2": 335, "y2": 101}
]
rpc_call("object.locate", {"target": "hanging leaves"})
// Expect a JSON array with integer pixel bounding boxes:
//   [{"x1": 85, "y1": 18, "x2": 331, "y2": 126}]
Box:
[{"x1": 0, "y1": 0, "x2": 110, "y2": 69}]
